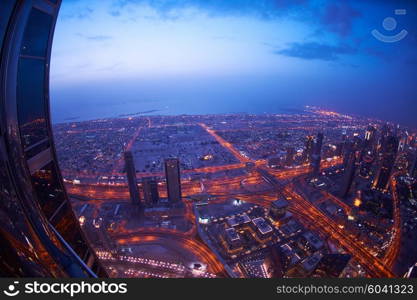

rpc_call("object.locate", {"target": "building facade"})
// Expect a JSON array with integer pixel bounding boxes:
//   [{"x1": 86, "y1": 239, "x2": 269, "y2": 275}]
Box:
[
  {"x1": 0, "y1": 0, "x2": 106, "y2": 277},
  {"x1": 373, "y1": 135, "x2": 399, "y2": 192},
  {"x1": 164, "y1": 158, "x2": 182, "y2": 203},
  {"x1": 124, "y1": 150, "x2": 141, "y2": 206},
  {"x1": 142, "y1": 176, "x2": 159, "y2": 206},
  {"x1": 310, "y1": 132, "x2": 324, "y2": 176}
]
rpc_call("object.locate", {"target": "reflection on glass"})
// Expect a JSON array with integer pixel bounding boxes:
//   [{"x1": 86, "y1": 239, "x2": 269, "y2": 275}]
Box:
[
  {"x1": 25, "y1": 139, "x2": 50, "y2": 159},
  {"x1": 0, "y1": 0, "x2": 16, "y2": 46},
  {"x1": 31, "y1": 161, "x2": 66, "y2": 220},
  {"x1": 31, "y1": 161, "x2": 90, "y2": 261},
  {"x1": 0, "y1": 149, "x2": 53, "y2": 276},
  {"x1": 21, "y1": 8, "x2": 52, "y2": 57},
  {"x1": 52, "y1": 202, "x2": 90, "y2": 261},
  {"x1": 17, "y1": 58, "x2": 48, "y2": 149}
]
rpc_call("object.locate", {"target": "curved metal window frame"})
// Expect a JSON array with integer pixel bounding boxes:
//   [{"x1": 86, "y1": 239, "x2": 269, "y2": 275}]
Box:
[{"x1": 0, "y1": 0, "x2": 106, "y2": 277}]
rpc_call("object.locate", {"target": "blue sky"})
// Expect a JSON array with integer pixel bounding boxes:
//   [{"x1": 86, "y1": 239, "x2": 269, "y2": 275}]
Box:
[{"x1": 51, "y1": 0, "x2": 417, "y2": 127}]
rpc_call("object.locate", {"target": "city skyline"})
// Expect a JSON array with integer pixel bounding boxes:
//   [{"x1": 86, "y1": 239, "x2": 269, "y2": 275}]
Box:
[
  {"x1": 51, "y1": 0, "x2": 417, "y2": 127},
  {"x1": 56, "y1": 109, "x2": 417, "y2": 278}
]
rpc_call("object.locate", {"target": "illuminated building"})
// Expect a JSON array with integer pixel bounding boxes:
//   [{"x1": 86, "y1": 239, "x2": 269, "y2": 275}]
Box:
[
  {"x1": 364, "y1": 125, "x2": 376, "y2": 150},
  {"x1": 269, "y1": 199, "x2": 289, "y2": 221},
  {"x1": 0, "y1": 0, "x2": 105, "y2": 277},
  {"x1": 279, "y1": 243, "x2": 302, "y2": 270},
  {"x1": 398, "y1": 136, "x2": 407, "y2": 152},
  {"x1": 142, "y1": 177, "x2": 159, "y2": 206},
  {"x1": 373, "y1": 135, "x2": 399, "y2": 191},
  {"x1": 409, "y1": 153, "x2": 417, "y2": 178},
  {"x1": 227, "y1": 213, "x2": 251, "y2": 228},
  {"x1": 268, "y1": 157, "x2": 282, "y2": 169},
  {"x1": 342, "y1": 141, "x2": 353, "y2": 168},
  {"x1": 124, "y1": 151, "x2": 141, "y2": 206},
  {"x1": 285, "y1": 147, "x2": 295, "y2": 166},
  {"x1": 359, "y1": 153, "x2": 374, "y2": 178},
  {"x1": 303, "y1": 135, "x2": 314, "y2": 163},
  {"x1": 223, "y1": 227, "x2": 242, "y2": 251},
  {"x1": 376, "y1": 123, "x2": 391, "y2": 154},
  {"x1": 335, "y1": 142, "x2": 344, "y2": 157},
  {"x1": 286, "y1": 252, "x2": 323, "y2": 278},
  {"x1": 404, "y1": 262, "x2": 417, "y2": 278},
  {"x1": 250, "y1": 217, "x2": 273, "y2": 241},
  {"x1": 310, "y1": 133, "x2": 323, "y2": 176},
  {"x1": 311, "y1": 254, "x2": 351, "y2": 278},
  {"x1": 297, "y1": 231, "x2": 324, "y2": 253},
  {"x1": 164, "y1": 158, "x2": 182, "y2": 203},
  {"x1": 239, "y1": 259, "x2": 270, "y2": 278},
  {"x1": 340, "y1": 151, "x2": 357, "y2": 197}
]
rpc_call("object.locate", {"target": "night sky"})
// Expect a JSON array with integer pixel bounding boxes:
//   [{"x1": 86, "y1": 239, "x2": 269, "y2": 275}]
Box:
[{"x1": 51, "y1": 0, "x2": 417, "y2": 127}]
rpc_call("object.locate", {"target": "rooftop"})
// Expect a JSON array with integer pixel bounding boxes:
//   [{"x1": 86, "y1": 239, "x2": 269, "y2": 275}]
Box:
[{"x1": 252, "y1": 217, "x2": 273, "y2": 235}]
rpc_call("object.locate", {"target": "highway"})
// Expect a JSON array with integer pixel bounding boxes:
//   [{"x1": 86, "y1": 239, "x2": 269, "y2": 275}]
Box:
[
  {"x1": 258, "y1": 169, "x2": 395, "y2": 278},
  {"x1": 383, "y1": 174, "x2": 402, "y2": 270},
  {"x1": 112, "y1": 231, "x2": 225, "y2": 275},
  {"x1": 67, "y1": 123, "x2": 401, "y2": 278},
  {"x1": 200, "y1": 123, "x2": 396, "y2": 278}
]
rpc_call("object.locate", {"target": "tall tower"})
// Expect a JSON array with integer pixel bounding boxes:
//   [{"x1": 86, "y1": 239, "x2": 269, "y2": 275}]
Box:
[
  {"x1": 285, "y1": 147, "x2": 295, "y2": 166},
  {"x1": 303, "y1": 136, "x2": 314, "y2": 163},
  {"x1": 310, "y1": 133, "x2": 324, "y2": 176},
  {"x1": 364, "y1": 125, "x2": 376, "y2": 151},
  {"x1": 409, "y1": 152, "x2": 417, "y2": 179},
  {"x1": 143, "y1": 177, "x2": 159, "y2": 206},
  {"x1": 164, "y1": 158, "x2": 182, "y2": 203},
  {"x1": 372, "y1": 135, "x2": 399, "y2": 191},
  {"x1": 124, "y1": 151, "x2": 141, "y2": 205},
  {"x1": 340, "y1": 151, "x2": 357, "y2": 198}
]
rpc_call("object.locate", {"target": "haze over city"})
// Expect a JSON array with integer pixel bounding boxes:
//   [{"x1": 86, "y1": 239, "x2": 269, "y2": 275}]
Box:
[{"x1": 51, "y1": 0, "x2": 417, "y2": 127}]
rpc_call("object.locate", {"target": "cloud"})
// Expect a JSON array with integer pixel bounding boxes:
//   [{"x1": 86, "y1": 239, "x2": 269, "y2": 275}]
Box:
[
  {"x1": 96, "y1": 62, "x2": 122, "y2": 71},
  {"x1": 77, "y1": 33, "x2": 113, "y2": 41},
  {"x1": 320, "y1": 2, "x2": 361, "y2": 37},
  {"x1": 109, "y1": 0, "x2": 308, "y2": 20},
  {"x1": 61, "y1": 7, "x2": 94, "y2": 20},
  {"x1": 275, "y1": 42, "x2": 355, "y2": 61}
]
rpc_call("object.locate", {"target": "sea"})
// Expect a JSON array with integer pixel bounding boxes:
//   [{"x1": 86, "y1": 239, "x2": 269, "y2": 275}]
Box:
[{"x1": 50, "y1": 97, "x2": 306, "y2": 124}]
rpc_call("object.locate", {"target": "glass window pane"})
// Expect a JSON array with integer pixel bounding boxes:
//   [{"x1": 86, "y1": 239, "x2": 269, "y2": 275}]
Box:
[
  {"x1": 52, "y1": 202, "x2": 90, "y2": 259},
  {"x1": 31, "y1": 161, "x2": 66, "y2": 220},
  {"x1": 25, "y1": 139, "x2": 50, "y2": 159},
  {"x1": 17, "y1": 58, "x2": 49, "y2": 149},
  {"x1": 0, "y1": 0, "x2": 16, "y2": 47},
  {"x1": 21, "y1": 8, "x2": 53, "y2": 57}
]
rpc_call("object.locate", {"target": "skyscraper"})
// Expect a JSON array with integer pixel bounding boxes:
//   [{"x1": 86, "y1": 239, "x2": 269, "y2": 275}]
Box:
[
  {"x1": 359, "y1": 154, "x2": 374, "y2": 179},
  {"x1": 285, "y1": 147, "x2": 295, "y2": 166},
  {"x1": 303, "y1": 136, "x2": 314, "y2": 163},
  {"x1": 143, "y1": 177, "x2": 160, "y2": 206},
  {"x1": 0, "y1": 0, "x2": 105, "y2": 277},
  {"x1": 409, "y1": 152, "x2": 417, "y2": 179},
  {"x1": 373, "y1": 135, "x2": 399, "y2": 192},
  {"x1": 340, "y1": 151, "x2": 357, "y2": 198},
  {"x1": 310, "y1": 133, "x2": 324, "y2": 176},
  {"x1": 342, "y1": 141, "x2": 353, "y2": 168},
  {"x1": 124, "y1": 151, "x2": 141, "y2": 205},
  {"x1": 164, "y1": 158, "x2": 182, "y2": 203},
  {"x1": 364, "y1": 125, "x2": 376, "y2": 151}
]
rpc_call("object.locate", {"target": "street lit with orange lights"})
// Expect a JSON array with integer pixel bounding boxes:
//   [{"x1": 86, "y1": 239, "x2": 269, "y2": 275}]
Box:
[{"x1": 57, "y1": 111, "x2": 417, "y2": 278}]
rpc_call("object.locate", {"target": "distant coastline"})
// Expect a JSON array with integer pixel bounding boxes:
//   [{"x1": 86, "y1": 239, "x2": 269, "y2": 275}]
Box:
[{"x1": 118, "y1": 109, "x2": 161, "y2": 117}]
